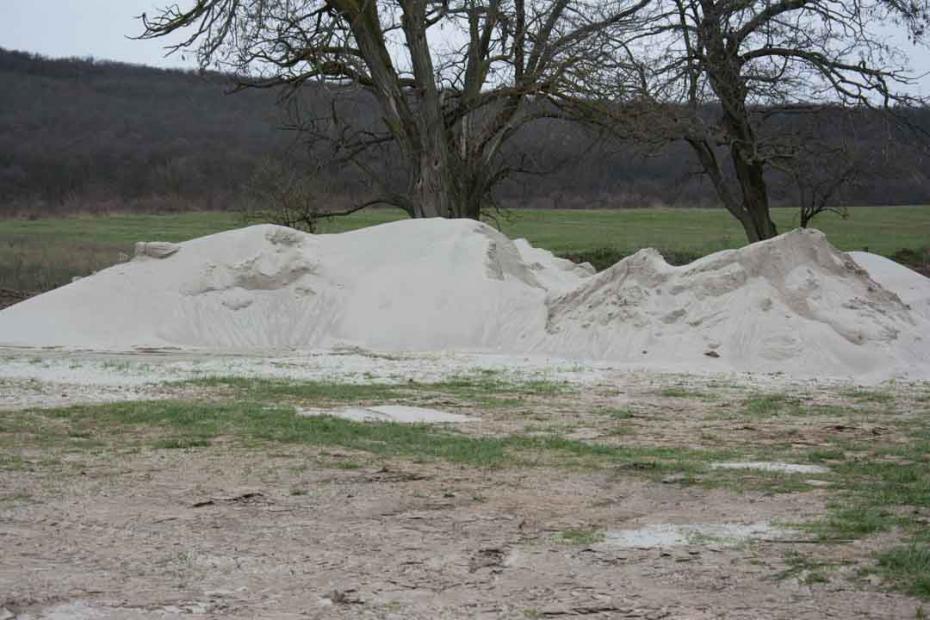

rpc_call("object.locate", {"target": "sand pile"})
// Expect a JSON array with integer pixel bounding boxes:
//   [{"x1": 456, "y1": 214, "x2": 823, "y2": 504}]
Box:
[
  {"x1": 0, "y1": 220, "x2": 590, "y2": 352},
  {"x1": 0, "y1": 219, "x2": 927, "y2": 379},
  {"x1": 543, "y1": 229, "x2": 929, "y2": 378}
]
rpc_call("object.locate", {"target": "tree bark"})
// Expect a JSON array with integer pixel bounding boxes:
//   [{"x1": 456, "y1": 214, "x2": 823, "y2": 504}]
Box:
[
  {"x1": 686, "y1": 137, "x2": 778, "y2": 243},
  {"x1": 694, "y1": 0, "x2": 779, "y2": 242},
  {"x1": 402, "y1": 0, "x2": 465, "y2": 219},
  {"x1": 410, "y1": 146, "x2": 459, "y2": 218},
  {"x1": 730, "y1": 145, "x2": 778, "y2": 242}
]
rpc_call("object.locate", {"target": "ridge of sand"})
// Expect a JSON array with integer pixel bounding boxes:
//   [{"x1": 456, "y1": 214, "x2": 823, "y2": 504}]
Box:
[
  {"x1": 0, "y1": 219, "x2": 927, "y2": 380},
  {"x1": 542, "y1": 229, "x2": 928, "y2": 378}
]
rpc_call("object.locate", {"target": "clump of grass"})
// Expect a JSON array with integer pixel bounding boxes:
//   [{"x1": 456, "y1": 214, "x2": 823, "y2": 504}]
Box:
[
  {"x1": 840, "y1": 388, "x2": 895, "y2": 405},
  {"x1": 742, "y1": 393, "x2": 805, "y2": 417},
  {"x1": 554, "y1": 528, "x2": 604, "y2": 545},
  {"x1": 324, "y1": 460, "x2": 363, "y2": 470},
  {"x1": 187, "y1": 377, "x2": 407, "y2": 403},
  {"x1": 811, "y1": 506, "x2": 891, "y2": 539},
  {"x1": 807, "y1": 448, "x2": 847, "y2": 463},
  {"x1": 875, "y1": 546, "x2": 930, "y2": 598},
  {"x1": 606, "y1": 426, "x2": 634, "y2": 437},
  {"x1": 709, "y1": 471, "x2": 814, "y2": 495},
  {"x1": 658, "y1": 386, "x2": 713, "y2": 400},
  {"x1": 775, "y1": 551, "x2": 833, "y2": 585},
  {"x1": 0, "y1": 492, "x2": 32, "y2": 505},
  {"x1": 152, "y1": 436, "x2": 212, "y2": 450},
  {"x1": 596, "y1": 407, "x2": 635, "y2": 419},
  {"x1": 429, "y1": 373, "x2": 570, "y2": 407}
]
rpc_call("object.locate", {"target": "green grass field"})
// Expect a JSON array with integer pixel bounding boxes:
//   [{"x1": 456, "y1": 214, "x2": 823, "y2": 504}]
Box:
[{"x1": 1, "y1": 206, "x2": 928, "y2": 292}]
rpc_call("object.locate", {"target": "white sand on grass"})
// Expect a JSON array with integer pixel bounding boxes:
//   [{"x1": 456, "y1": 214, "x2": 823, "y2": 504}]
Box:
[
  {"x1": 710, "y1": 462, "x2": 830, "y2": 475},
  {"x1": 0, "y1": 219, "x2": 927, "y2": 381},
  {"x1": 297, "y1": 405, "x2": 475, "y2": 424},
  {"x1": 599, "y1": 522, "x2": 800, "y2": 548}
]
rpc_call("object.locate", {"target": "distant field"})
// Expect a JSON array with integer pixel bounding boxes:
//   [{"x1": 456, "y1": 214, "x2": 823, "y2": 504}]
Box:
[{"x1": 1, "y1": 206, "x2": 928, "y2": 293}]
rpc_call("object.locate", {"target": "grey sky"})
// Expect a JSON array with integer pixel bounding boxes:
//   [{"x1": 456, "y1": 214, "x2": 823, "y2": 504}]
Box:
[
  {"x1": 2, "y1": 1, "x2": 929, "y2": 95},
  {"x1": 0, "y1": 1, "x2": 196, "y2": 69}
]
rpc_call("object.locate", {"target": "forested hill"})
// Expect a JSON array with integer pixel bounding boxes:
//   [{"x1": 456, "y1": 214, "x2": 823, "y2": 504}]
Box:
[{"x1": 1, "y1": 47, "x2": 928, "y2": 216}]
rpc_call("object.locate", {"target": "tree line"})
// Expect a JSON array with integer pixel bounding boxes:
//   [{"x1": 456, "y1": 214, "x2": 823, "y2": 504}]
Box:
[
  {"x1": 1, "y1": 45, "x2": 928, "y2": 231},
  {"x1": 139, "y1": 0, "x2": 930, "y2": 242}
]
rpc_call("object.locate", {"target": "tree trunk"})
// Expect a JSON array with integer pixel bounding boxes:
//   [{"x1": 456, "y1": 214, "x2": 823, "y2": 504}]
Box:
[
  {"x1": 697, "y1": 0, "x2": 778, "y2": 243},
  {"x1": 730, "y1": 145, "x2": 778, "y2": 242},
  {"x1": 686, "y1": 137, "x2": 777, "y2": 243},
  {"x1": 402, "y1": 0, "x2": 466, "y2": 219},
  {"x1": 410, "y1": 145, "x2": 459, "y2": 218}
]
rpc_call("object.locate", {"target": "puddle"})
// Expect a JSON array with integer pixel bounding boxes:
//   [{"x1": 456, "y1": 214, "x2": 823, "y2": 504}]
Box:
[
  {"x1": 710, "y1": 461, "x2": 829, "y2": 474},
  {"x1": 297, "y1": 404, "x2": 475, "y2": 424},
  {"x1": 599, "y1": 522, "x2": 799, "y2": 548}
]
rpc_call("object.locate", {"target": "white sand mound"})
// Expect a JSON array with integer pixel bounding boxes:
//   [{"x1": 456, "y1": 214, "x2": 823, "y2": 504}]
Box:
[
  {"x1": 0, "y1": 220, "x2": 590, "y2": 352},
  {"x1": 0, "y1": 219, "x2": 927, "y2": 380},
  {"x1": 847, "y1": 251, "x2": 930, "y2": 320},
  {"x1": 543, "y1": 229, "x2": 930, "y2": 378}
]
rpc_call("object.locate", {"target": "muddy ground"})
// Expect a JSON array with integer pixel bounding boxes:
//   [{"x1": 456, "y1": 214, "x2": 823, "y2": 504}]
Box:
[{"x1": 1, "y1": 350, "x2": 928, "y2": 619}]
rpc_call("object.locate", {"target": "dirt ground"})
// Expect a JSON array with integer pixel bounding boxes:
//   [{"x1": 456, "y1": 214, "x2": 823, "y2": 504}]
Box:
[{"x1": 1, "y1": 349, "x2": 928, "y2": 619}]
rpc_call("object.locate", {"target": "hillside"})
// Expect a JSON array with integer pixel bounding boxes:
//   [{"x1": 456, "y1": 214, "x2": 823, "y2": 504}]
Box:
[{"x1": 1, "y1": 47, "x2": 929, "y2": 216}]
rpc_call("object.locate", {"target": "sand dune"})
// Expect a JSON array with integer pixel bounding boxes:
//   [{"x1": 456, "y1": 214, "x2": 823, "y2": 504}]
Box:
[{"x1": 0, "y1": 219, "x2": 926, "y2": 380}]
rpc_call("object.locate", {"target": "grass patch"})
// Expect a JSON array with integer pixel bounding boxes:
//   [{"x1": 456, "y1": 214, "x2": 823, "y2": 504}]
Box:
[
  {"x1": 0, "y1": 491, "x2": 32, "y2": 504},
  {"x1": 187, "y1": 375, "x2": 571, "y2": 409},
  {"x1": 188, "y1": 376, "x2": 407, "y2": 403},
  {"x1": 423, "y1": 372, "x2": 570, "y2": 407},
  {"x1": 321, "y1": 459, "x2": 364, "y2": 470},
  {"x1": 876, "y1": 546, "x2": 930, "y2": 598},
  {"x1": 152, "y1": 436, "x2": 212, "y2": 449},
  {"x1": 554, "y1": 528, "x2": 604, "y2": 545},
  {"x1": 606, "y1": 425, "x2": 634, "y2": 437},
  {"x1": 800, "y1": 428, "x2": 930, "y2": 599},
  {"x1": 658, "y1": 386, "x2": 713, "y2": 400},
  {"x1": 807, "y1": 448, "x2": 847, "y2": 463},
  {"x1": 840, "y1": 388, "x2": 895, "y2": 404},
  {"x1": 811, "y1": 506, "x2": 892, "y2": 539},
  {"x1": 742, "y1": 393, "x2": 805, "y2": 417},
  {"x1": 736, "y1": 393, "x2": 849, "y2": 418},
  {"x1": 595, "y1": 407, "x2": 635, "y2": 420},
  {"x1": 712, "y1": 472, "x2": 816, "y2": 494},
  {"x1": 7, "y1": 400, "x2": 729, "y2": 474},
  {"x1": 775, "y1": 551, "x2": 834, "y2": 585}
]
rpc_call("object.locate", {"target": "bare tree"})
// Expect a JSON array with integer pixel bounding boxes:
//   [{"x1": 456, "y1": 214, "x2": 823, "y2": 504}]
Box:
[
  {"x1": 769, "y1": 114, "x2": 863, "y2": 228},
  {"x1": 581, "y1": 0, "x2": 929, "y2": 241},
  {"x1": 787, "y1": 142, "x2": 857, "y2": 229},
  {"x1": 238, "y1": 157, "x2": 322, "y2": 232},
  {"x1": 140, "y1": 0, "x2": 648, "y2": 220}
]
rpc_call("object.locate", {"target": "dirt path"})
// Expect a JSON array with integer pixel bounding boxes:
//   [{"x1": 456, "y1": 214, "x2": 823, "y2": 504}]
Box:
[
  {"x1": 1, "y1": 445, "x2": 919, "y2": 619},
  {"x1": 1, "y1": 350, "x2": 928, "y2": 618}
]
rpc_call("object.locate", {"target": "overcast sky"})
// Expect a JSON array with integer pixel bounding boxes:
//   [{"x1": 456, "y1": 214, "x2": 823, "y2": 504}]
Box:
[
  {"x1": 0, "y1": 0, "x2": 197, "y2": 69},
  {"x1": 2, "y1": 0, "x2": 930, "y2": 96}
]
